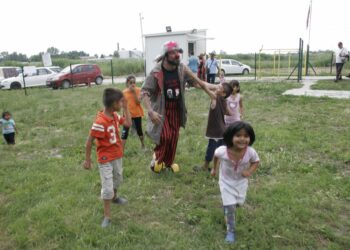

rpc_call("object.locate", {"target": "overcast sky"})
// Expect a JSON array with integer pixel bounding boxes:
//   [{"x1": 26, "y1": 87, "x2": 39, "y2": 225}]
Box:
[{"x1": 1, "y1": 0, "x2": 349, "y2": 56}]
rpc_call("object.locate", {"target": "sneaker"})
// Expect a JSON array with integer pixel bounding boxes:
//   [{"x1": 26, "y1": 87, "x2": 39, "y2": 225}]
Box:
[
  {"x1": 153, "y1": 161, "x2": 165, "y2": 173},
  {"x1": 101, "y1": 217, "x2": 111, "y2": 228},
  {"x1": 113, "y1": 197, "x2": 128, "y2": 205},
  {"x1": 225, "y1": 232, "x2": 235, "y2": 243},
  {"x1": 170, "y1": 163, "x2": 180, "y2": 173}
]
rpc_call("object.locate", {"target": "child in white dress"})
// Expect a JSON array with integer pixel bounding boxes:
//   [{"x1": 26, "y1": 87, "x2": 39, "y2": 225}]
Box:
[
  {"x1": 225, "y1": 80, "x2": 243, "y2": 126},
  {"x1": 211, "y1": 121, "x2": 260, "y2": 243}
]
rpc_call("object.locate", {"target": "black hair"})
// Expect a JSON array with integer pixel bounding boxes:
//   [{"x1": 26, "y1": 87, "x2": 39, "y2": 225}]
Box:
[
  {"x1": 222, "y1": 82, "x2": 233, "y2": 99},
  {"x1": 103, "y1": 88, "x2": 124, "y2": 108},
  {"x1": 223, "y1": 121, "x2": 256, "y2": 147},
  {"x1": 229, "y1": 80, "x2": 240, "y2": 93},
  {"x1": 126, "y1": 75, "x2": 136, "y2": 86},
  {"x1": 2, "y1": 111, "x2": 11, "y2": 119}
]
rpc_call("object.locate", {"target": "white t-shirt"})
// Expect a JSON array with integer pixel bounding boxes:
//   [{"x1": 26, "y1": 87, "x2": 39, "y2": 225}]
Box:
[
  {"x1": 214, "y1": 145, "x2": 260, "y2": 206},
  {"x1": 335, "y1": 47, "x2": 349, "y2": 63},
  {"x1": 206, "y1": 58, "x2": 218, "y2": 74}
]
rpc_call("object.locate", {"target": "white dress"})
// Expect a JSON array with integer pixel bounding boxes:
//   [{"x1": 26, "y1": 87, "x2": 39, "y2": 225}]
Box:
[
  {"x1": 214, "y1": 146, "x2": 260, "y2": 206},
  {"x1": 224, "y1": 94, "x2": 241, "y2": 125}
]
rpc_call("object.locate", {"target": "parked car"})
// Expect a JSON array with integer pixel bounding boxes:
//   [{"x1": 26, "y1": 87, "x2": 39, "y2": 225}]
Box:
[
  {"x1": 0, "y1": 66, "x2": 61, "y2": 90},
  {"x1": 218, "y1": 59, "x2": 251, "y2": 75},
  {"x1": 46, "y1": 64, "x2": 103, "y2": 89},
  {"x1": 0, "y1": 67, "x2": 20, "y2": 83}
]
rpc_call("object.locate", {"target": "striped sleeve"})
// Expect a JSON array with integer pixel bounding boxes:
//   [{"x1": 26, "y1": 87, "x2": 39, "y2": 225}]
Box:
[{"x1": 90, "y1": 123, "x2": 105, "y2": 138}]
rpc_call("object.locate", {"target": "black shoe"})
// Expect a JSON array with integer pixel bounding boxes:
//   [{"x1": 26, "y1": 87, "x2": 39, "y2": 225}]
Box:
[{"x1": 112, "y1": 197, "x2": 128, "y2": 205}]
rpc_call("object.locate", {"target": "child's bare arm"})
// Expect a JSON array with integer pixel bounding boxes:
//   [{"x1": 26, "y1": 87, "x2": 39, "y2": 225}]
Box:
[
  {"x1": 184, "y1": 66, "x2": 216, "y2": 100},
  {"x1": 239, "y1": 96, "x2": 244, "y2": 118},
  {"x1": 122, "y1": 99, "x2": 132, "y2": 128},
  {"x1": 211, "y1": 156, "x2": 220, "y2": 177},
  {"x1": 242, "y1": 162, "x2": 259, "y2": 178},
  {"x1": 225, "y1": 102, "x2": 234, "y2": 116},
  {"x1": 131, "y1": 88, "x2": 141, "y2": 104},
  {"x1": 83, "y1": 136, "x2": 95, "y2": 170}
]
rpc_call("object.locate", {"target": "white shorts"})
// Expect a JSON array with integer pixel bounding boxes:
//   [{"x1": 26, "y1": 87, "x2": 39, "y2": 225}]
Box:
[{"x1": 98, "y1": 158, "x2": 123, "y2": 200}]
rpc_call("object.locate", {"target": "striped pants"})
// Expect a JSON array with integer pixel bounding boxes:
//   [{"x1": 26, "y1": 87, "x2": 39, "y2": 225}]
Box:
[{"x1": 154, "y1": 101, "x2": 180, "y2": 166}]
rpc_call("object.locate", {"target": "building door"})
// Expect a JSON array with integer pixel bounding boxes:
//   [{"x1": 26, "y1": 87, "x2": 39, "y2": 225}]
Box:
[{"x1": 188, "y1": 42, "x2": 195, "y2": 56}]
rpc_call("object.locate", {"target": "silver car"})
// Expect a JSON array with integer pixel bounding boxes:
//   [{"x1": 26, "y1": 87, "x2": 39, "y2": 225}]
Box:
[
  {"x1": 0, "y1": 66, "x2": 61, "y2": 89},
  {"x1": 218, "y1": 59, "x2": 251, "y2": 75}
]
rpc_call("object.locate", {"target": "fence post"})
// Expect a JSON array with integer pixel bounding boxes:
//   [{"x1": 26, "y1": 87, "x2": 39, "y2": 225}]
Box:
[
  {"x1": 254, "y1": 53, "x2": 257, "y2": 81},
  {"x1": 330, "y1": 53, "x2": 333, "y2": 75},
  {"x1": 70, "y1": 64, "x2": 73, "y2": 90},
  {"x1": 111, "y1": 59, "x2": 114, "y2": 85},
  {"x1": 21, "y1": 66, "x2": 28, "y2": 96},
  {"x1": 297, "y1": 38, "x2": 304, "y2": 82},
  {"x1": 305, "y1": 45, "x2": 310, "y2": 76}
]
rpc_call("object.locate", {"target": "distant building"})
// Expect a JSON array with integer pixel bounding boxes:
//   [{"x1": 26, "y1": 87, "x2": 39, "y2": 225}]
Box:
[
  {"x1": 144, "y1": 29, "x2": 211, "y2": 74},
  {"x1": 118, "y1": 49, "x2": 143, "y2": 59}
]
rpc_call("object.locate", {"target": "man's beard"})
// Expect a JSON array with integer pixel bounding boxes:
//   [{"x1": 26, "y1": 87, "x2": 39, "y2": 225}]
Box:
[
  {"x1": 166, "y1": 55, "x2": 180, "y2": 66},
  {"x1": 168, "y1": 59, "x2": 180, "y2": 66}
]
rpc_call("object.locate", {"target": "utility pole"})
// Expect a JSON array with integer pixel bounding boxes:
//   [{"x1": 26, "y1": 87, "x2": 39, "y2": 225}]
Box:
[{"x1": 139, "y1": 13, "x2": 146, "y2": 77}]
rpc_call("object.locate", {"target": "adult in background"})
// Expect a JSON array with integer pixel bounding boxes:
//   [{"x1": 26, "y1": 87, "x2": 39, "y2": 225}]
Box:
[
  {"x1": 335, "y1": 42, "x2": 349, "y2": 82},
  {"x1": 206, "y1": 51, "x2": 220, "y2": 84},
  {"x1": 188, "y1": 52, "x2": 199, "y2": 74},
  {"x1": 187, "y1": 52, "x2": 199, "y2": 88},
  {"x1": 198, "y1": 53, "x2": 206, "y2": 81},
  {"x1": 141, "y1": 41, "x2": 215, "y2": 173}
]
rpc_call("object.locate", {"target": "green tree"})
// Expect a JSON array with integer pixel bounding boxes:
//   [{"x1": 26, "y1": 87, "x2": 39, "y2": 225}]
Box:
[{"x1": 46, "y1": 47, "x2": 60, "y2": 55}]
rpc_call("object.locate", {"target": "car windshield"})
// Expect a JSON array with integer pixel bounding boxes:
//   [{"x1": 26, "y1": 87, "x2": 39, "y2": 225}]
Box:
[
  {"x1": 61, "y1": 66, "x2": 75, "y2": 73},
  {"x1": 50, "y1": 67, "x2": 61, "y2": 73}
]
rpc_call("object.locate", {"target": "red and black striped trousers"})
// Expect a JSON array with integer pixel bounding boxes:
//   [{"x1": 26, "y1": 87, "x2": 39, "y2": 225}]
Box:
[{"x1": 154, "y1": 101, "x2": 180, "y2": 166}]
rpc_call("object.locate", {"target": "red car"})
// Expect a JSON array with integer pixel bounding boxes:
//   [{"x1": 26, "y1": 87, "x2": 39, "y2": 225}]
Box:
[{"x1": 46, "y1": 64, "x2": 103, "y2": 89}]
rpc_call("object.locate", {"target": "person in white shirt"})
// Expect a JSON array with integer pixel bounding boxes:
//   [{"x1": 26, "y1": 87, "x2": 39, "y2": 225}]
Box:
[{"x1": 335, "y1": 42, "x2": 349, "y2": 82}]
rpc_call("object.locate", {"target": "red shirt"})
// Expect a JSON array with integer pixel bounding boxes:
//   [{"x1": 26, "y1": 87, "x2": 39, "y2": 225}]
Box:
[{"x1": 90, "y1": 111, "x2": 125, "y2": 163}]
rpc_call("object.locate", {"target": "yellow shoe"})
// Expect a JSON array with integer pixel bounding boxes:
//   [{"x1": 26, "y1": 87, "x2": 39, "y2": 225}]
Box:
[
  {"x1": 154, "y1": 161, "x2": 165, "y2": 173},
  {"x1": 170, "y1": 163, "x2": 180, "y2": 173}
]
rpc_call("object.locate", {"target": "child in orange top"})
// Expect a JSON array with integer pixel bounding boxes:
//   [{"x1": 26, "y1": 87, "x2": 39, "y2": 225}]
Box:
[
  {"x1": 121, "y1": 75, "x2": 145, "y2": 148},
  {"x1": 84, "y1": 88, "x2": 132, "y2": 228}
]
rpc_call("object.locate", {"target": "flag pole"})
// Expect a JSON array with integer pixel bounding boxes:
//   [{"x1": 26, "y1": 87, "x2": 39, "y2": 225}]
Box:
[
  {"x1": 308, "y1": 0, "x2": 312, "y2": 46},
  {"x1": 305, "y1": 0, "x2": 313, "y2": 76}
]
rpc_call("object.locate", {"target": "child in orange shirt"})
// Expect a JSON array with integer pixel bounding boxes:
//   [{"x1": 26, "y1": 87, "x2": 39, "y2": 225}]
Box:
[
  {"x1": 84, "y1": 88, "x2": 132, "y2": 228},
  {"x1": 121, "y1": 75, "x2": 145, "y2": 148}
]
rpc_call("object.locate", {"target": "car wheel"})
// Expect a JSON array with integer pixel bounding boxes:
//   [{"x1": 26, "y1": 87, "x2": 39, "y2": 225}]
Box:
[
  {"x1": 242, "y1": 69, "x2": 249, "y2": 75},
  {"x1": 10, "y1": 82, "x2": 21, "y2": 90},
  {"x1": 95, "y1": 76, "x2": 103, "y2": 85},
  {"x1": 62, "y1": 80, "x2": 71, "y2": 89},
  {"x1": 220, "y1": 69, "x2": 225, "y2": 76}
]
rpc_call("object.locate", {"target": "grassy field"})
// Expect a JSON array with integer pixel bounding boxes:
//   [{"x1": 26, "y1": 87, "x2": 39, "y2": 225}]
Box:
[
  {"x1": 311, "y1": 80, "x2": 350, "y2": 91},
  {"x1": 0, "y1": 82, "x2": 350, "y2": 249}
]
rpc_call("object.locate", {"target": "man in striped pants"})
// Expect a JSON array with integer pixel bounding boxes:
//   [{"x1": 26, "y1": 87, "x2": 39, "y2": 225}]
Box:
[{"x1": 142, "y1": 41, "x2": 215, "y2": 173}]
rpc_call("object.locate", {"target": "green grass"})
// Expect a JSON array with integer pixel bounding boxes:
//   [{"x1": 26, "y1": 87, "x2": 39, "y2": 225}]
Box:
[
  {"x1": 1, "y1": 82, "x2": 350, "y2": 249},
  {"x1": 311, "y1": 80, "x2": 350, "y2": 91}
]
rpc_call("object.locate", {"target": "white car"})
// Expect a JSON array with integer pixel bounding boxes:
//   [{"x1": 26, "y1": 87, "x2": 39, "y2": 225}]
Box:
[
  {"x1": 218, "y1": 59, "x2": 251, "y2": 75},
  {"x1": 0, "y1": 66, "x2": 61, "y2": 90}
]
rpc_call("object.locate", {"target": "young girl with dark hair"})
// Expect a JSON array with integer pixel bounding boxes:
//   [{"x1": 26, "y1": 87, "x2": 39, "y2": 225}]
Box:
[{"x1": 211, "y1": 121, "x2": 260, "y2": 243}]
